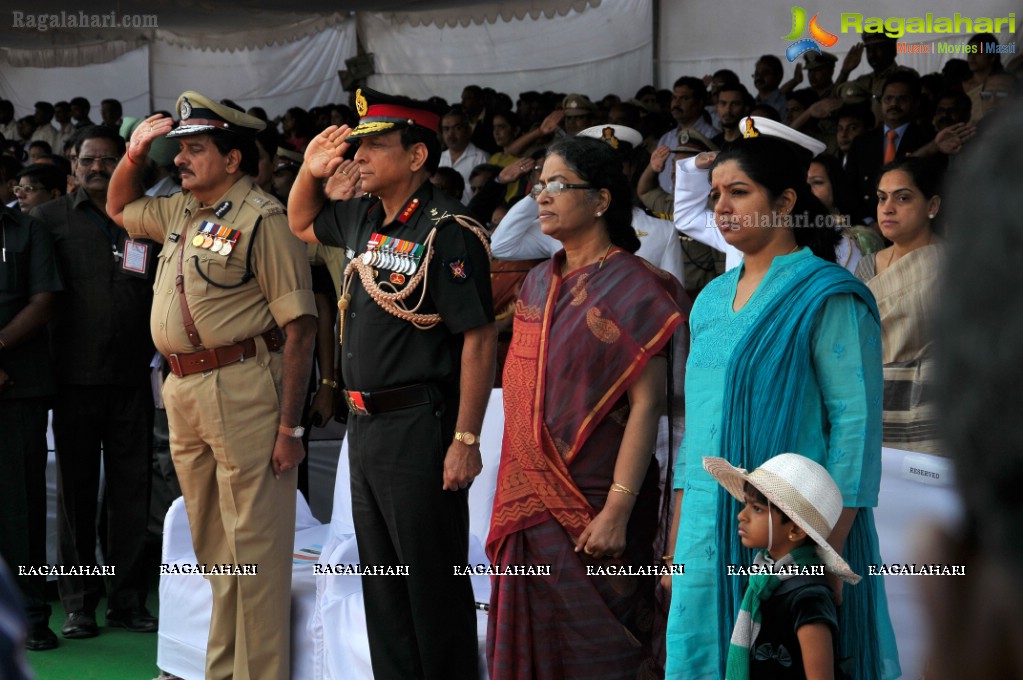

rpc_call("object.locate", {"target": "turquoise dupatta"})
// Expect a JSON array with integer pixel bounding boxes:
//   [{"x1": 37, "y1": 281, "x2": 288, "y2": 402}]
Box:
[{"x1": 713, "y1": 254, "x2": 888, "y2": 679}]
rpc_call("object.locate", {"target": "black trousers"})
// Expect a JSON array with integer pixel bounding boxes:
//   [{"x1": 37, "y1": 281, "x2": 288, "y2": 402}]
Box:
[
  {"x1": 348, "y1": 385, "x2": 478, "y2": 680},
  {"x1": 0, "y1": 397, "x2": 50, "y2": 625},
  {"x1": 52, "y1": 384, "x2": 153, "y2": 613}
]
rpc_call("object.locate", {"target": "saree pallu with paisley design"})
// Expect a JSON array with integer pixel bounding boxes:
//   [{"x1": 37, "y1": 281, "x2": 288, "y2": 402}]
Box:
[{"x1": 485, "y1": 249, "x2": 689, "y2": 680}]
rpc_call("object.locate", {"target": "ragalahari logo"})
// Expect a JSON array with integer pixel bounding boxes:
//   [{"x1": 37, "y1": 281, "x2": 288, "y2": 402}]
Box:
[{"x1": 783, "y1": 7, "x2": 839, "y2": 62}]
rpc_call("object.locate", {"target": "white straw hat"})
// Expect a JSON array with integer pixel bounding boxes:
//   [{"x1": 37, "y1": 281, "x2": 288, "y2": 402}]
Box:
[
  {"x1": 702, "y1": 453, "x2": 861, "y2": 584},
  {"x1": 739, "y1": 115, "x2": 827, "y2": 156}
]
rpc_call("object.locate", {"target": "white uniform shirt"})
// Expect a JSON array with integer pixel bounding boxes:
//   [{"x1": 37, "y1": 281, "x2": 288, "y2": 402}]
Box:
[{"x1": 490, "y1": 197, "x2": 686, "y2": 286}]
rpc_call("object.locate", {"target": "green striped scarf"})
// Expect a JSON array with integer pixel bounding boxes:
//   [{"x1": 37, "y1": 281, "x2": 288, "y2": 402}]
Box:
[{"x1": 725, "y1": 545, "x2": 822, "y2": 680}]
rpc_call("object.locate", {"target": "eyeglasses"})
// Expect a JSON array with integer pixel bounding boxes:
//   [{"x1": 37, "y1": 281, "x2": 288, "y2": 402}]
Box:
[
  {"x1": 878, "y1": 95, "x2": 913, "y2": 105},
  {"x1": 531, "y1": 180, "x2": 591, "y2": 197},
  {"x1": 77, "y1": 156, "x2": 119, "y2": 167},
  {"x1": 980, "y1": 90, "x2": 1011, "y2": 100},
  {"x1": 13, "y1": 184, "x2": 44, "y2": 196}
]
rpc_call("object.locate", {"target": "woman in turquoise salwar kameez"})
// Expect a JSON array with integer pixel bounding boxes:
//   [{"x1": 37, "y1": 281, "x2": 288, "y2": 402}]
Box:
[{"x1": 663, "y1": 117, "x2": 901, "y2": 680}]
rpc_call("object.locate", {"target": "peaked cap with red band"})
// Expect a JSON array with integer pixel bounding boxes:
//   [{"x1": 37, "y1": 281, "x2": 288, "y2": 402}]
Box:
[
  {"x1": 347, "y1": 87, "x2": 444, "y2": 140},
  {"x1": 167, "y1": 90, "x2": 266, "y2": 139}
]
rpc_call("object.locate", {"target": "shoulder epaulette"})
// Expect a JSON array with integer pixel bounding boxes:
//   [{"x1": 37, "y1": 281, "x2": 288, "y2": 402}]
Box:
[{"x1": 244, "y1": 192, "x2": 286, "y2": 217}]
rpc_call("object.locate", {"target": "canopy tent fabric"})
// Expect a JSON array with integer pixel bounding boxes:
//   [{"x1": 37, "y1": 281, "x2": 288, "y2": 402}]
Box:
[
  {"x1": 0, "y1": 23, "x2": 358, "y2": 123},
  {"x1": 0, "y1": 0, "x2": 601, "y2": 55},
  {"x1": 0, "y1": 0, "x2": 1018, "y2": 129},
  {"x1": 360, "y1": 0, "x2": 652, "y2": 103},
  {"x1": 0, "y1": 0, "x2": 650, "y2": 120}
]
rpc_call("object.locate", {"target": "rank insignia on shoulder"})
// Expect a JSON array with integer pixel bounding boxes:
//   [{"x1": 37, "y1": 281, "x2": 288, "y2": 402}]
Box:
[
  {"x1": 389, "y1": 272, "x2": 406, "y2": 286},
  {"x1": 445, "y1": 258, "x2": 471, "y2": 282}
]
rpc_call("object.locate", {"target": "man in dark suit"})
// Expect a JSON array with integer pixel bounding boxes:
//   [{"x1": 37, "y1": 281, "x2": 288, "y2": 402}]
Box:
[
  {"x1": 846, "y1": 71, "x2": 936, "y2": 223},
  {"x1": 461, "y1": 84, "x2": 498, "y2": 154}
]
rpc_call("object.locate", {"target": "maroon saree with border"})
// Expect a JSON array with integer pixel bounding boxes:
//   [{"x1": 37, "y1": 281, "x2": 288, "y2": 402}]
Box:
[{"x1": 486, "y1": 248, "x2": 689, "y2": 680}]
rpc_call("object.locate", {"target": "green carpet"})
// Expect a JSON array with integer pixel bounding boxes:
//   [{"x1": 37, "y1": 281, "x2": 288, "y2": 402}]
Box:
[{"x1": 27, "y1": 591, "x2": 161, "y2": 680}]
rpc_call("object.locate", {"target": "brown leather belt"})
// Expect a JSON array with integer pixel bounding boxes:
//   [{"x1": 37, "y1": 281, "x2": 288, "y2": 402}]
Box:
[
  {"x1": 167, "y1": 328, "x2": 284, "y2": 378},
  {"x1": 344, "y1": 383, "x2": 432, "y2": 416}
]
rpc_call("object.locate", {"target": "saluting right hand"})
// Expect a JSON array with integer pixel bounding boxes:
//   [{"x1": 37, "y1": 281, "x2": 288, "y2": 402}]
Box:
[
  {"x1": 305, "y1": 125, "x2": 352, "y2": 179},
  {"x1": 842, "y1": 43, "x2": 864, "y2": 73},
  {"x1": 539, "y1": 110, "x2": 565, "y2": 135},
  {"x1": 325, "y1": 159, "x2": 362, "y2": 201},
  {"x1": 497, "y1": 157, "x2": 534, "y2": 185},
  {"x1": 650, "y1": 146, "x2": 671, "y2": 173},
  {"x1": 128, "y1": 114, "x2": 174, "y2": 160},
  {"x1": 693, "y1": 150, "x2": 719, "y2": 171}
]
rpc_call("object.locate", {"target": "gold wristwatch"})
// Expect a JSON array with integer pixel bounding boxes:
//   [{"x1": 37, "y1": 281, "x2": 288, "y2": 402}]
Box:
[{"x1": 454, "y1": 431, "x2": 480, "y2": 446}]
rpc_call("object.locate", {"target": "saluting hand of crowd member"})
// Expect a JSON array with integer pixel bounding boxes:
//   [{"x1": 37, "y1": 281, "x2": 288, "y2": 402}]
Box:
[
  {"x1": 538, "y1": 109, "x2": 565, "y2": 135},
  {"x1": 933, "y1": 122, "x2": 977, "y2": 156},
  {"x1": 496, "y1": 156, "x2": 533, "y2": 185},
  {"x1": 303, "y1": 124, "x2": 351, "y2": 179},
  {"x1": 649, "y1": 145, "x2": 671, "y2": 173},
  {"x1": 693, "y1": 149, "x2": 718, "y2": 170},
  {"x1": 324, "y1": 158, "x2": 361, "y2": 201},
  {"x1": 841, "y1": 42, "x2": 865, "y2": 74}
]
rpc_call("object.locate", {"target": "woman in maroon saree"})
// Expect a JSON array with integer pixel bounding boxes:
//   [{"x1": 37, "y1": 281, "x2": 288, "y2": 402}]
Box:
[{"x1": 486, "y1": 137, "x2": 689, "y2": 680}]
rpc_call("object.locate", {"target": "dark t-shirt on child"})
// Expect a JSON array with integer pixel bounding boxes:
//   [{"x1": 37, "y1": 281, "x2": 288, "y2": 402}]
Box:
[{"x1": 751, "y1": 581, "x2": 839, "y2": 679}]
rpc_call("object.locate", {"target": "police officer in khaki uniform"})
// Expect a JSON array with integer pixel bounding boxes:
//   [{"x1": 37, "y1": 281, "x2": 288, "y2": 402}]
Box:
[
  {"x1": 289, "y1": 89, "x2": 496, "y2": 680},
  {"x1": 106, "y1": 92, "x2": 317, "y2": 680}
]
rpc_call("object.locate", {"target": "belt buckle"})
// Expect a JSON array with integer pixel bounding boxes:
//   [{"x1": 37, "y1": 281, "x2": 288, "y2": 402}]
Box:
[{"x1": 345, "y1": 391, "x2": 370, "y2": 416}]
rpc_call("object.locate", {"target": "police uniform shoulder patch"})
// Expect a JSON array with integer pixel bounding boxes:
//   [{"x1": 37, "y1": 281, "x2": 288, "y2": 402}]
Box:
[{"x1": 444, "y1": 258, "x2": 471, "y2": 282}]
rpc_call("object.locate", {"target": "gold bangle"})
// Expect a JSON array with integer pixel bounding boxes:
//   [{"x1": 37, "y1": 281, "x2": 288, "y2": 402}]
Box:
[
  {"x1": 320, "y1": 377, "x2": 338, "y2": 390},
  {"x1": 661, "y1": 554, "x2": 674, "y2": 561},
  {"x1": 610, "y1": 482, "x2": 637, "y2": 496}
]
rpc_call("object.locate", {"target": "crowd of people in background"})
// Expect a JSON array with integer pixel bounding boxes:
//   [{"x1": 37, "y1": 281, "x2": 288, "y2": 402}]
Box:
[{"x1": 1, "y1": 27, "x2": 1021, "y2": 680}]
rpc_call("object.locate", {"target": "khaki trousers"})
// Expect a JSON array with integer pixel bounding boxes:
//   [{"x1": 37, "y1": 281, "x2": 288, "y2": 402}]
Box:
[{"x1": 164, "y1": 341, "x2": 296, "y2": 680}]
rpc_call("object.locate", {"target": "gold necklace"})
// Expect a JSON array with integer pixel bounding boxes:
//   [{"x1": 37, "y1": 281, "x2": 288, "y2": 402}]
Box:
[{"x1": 597, "y1": 242, "x2": 614, "y2": 270}]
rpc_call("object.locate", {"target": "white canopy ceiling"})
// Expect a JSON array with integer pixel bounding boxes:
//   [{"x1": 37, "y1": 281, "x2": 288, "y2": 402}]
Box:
[
  {"x1": 0, "y1": 0, "x2": 1017, "y2": 123},
  {"x1": 1, "y1": 0, "x2": 600, "y2": 55}
]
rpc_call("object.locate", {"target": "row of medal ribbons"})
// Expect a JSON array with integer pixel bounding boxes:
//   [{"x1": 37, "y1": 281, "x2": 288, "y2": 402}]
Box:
[
  {"x1": 362, "y1": 232, "x2": 425, "y2": 275},
  {"x1": 192, "y1": 220, "x2": 241, "y2": 256}
]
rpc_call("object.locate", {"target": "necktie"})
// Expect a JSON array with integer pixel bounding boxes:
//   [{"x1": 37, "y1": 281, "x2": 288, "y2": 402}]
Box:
[{"x1": 884, "y1": 129, "x2": 899, "y2": 165}]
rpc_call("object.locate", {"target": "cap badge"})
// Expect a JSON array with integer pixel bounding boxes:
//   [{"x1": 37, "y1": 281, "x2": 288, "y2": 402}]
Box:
[
  {"x1": 601, "y1": 127, "x2": 619, "y2": 149},
  {"x1": 180, "y1": 97, "x2": 192, "y2": 120},
  {"x1": 743, "y1": 117, "x2": 760, "y2": 139},
  {"x1": 355, "y1": 89, "x2": 368, "y2": 117}
]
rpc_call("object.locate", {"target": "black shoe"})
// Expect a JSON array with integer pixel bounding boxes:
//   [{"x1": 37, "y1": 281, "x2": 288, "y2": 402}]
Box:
[
  {"x1": 61, "y1": 611, "x2": 99, "y2": 639},
  {"x1": 25, "y1": 622, "x2": 58, "y2": 650},
  {"x1": 105, "y1": 606, "x2": 158, "y2": 633}
]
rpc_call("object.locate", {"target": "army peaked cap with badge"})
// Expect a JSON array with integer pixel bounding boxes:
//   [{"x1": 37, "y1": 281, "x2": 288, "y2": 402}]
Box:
[
  {"x1": 347, "y1": 88, "x2": 445, "y2": 140},
  {"x1": 167, "y1": 91, "x2": 266, "y2": 139}
]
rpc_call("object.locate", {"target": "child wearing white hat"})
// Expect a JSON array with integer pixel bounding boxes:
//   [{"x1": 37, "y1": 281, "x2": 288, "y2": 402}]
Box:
[{"x1": 703, "y1": 453, "x2": 859, "y2": 680}]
